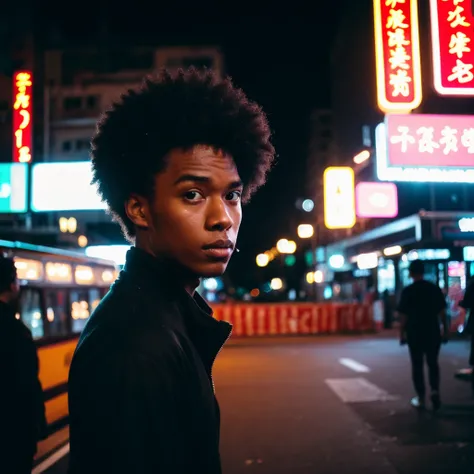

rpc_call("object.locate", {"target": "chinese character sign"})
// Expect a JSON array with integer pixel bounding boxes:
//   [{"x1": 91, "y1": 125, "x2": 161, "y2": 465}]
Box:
[
  {"x1": 12, "y1": 71, "x2": 33, "y2": 163},
  {"x1": 430, "y1": 0, "x2": 474, "y2": 95},
  {"x1": 373, "y1": 0, "x2": 423, "y2": 113},
  {"x1": 376, "y1": 114, "x2": 474, "y2": 183},
  {"x1": 323, "y1": 167, "x2": 356, "y2": 229}
]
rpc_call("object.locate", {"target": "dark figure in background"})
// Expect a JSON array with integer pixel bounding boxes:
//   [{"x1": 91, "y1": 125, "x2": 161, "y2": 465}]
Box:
[
  {"x1": 397, "y1": 260, "x2": 449, "y2": 411},
  {"x1": 0, "y1": 256, "x2": 47, "y2": 474},
  {"x1": 68, "y1": 68, "x2": 275, "y2": 474},
  {"x1": 459, "y1": 277, "x2": 474, "y2": 394}
]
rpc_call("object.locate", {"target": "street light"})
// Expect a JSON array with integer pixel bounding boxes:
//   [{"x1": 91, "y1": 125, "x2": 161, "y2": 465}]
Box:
[
  {"x1": 256, "y1": 253, "x2": 269, "y2": 267},
  {"x1": 297, "y1": 224, "x2": 314, "y2": 239}
]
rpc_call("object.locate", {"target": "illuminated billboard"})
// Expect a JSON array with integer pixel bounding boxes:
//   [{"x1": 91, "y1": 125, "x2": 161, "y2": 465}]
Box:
[
  {"x1": 12, "y1": 71, "x2": 33, "y2": 163},
  {"x1": 355, "y1": 182, "x2": 398, "y2": 218},
  {"x1": 376, "y1": 114, "x2": 474, "y2": 182},
  {"x1": 373, "y1": 0, "x2": 422, "y2": 113},
  {"x1": 0, "y1": 163, "x2": 28, "y2": 213},
  {"x1": 430, "y1": 0, "x2": 474, "y2": 96},
  {"x1": 31, "y1": 162, "x2": 107, "y2": 212},
  {"x1": 323, "y1": 167, "x2": 356, "y2": 229}
]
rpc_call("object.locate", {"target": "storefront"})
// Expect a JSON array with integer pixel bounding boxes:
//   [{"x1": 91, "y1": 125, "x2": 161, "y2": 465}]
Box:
[{"x1": 318, "y1": 211, "x2": 474, "y2": 331}]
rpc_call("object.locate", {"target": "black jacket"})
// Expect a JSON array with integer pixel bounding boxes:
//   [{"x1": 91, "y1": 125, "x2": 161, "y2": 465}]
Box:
[
  {"x1": 0, "y1": 300, "x2": 47, "y2": 460},
  {"x1": 68, "y1": 247, "x2": 232, "y2": 474}
]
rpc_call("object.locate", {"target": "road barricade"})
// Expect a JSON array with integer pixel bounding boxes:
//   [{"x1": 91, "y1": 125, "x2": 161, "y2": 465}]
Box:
[{"x1": 212, "y1": 303, "x2": 375, "y2": 337}]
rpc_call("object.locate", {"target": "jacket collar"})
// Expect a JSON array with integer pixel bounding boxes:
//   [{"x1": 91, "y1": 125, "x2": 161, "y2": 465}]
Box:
[{"x1": 121, "y1": 247, "x2": 232, "y2": 370}]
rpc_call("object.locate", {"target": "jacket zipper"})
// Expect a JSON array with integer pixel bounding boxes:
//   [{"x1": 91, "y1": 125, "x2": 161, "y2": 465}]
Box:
[{"x1": 210, "y1": 324, "x2": 233, "y2": 393}]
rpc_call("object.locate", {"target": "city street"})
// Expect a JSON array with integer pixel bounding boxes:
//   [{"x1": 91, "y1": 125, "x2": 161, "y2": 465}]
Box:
[{"x1": 36, "y1": 332, "x2": 474, "y2": 474}]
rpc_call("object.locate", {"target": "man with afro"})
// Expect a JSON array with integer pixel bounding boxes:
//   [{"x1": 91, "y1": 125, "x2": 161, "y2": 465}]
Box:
[{"x1": 68, "y1": 68, "x2": 275, "y2": 474}]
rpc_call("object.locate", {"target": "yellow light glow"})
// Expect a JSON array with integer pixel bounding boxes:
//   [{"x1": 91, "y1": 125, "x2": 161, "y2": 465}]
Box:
[
  {"x1": 101, "y1": 270, "x2": 115, "y2": 283},
  {"x1": 276, "y1": 238, "x2": 289, "y2": 253},
  {"x1": 270, "y1": 278, "x2": 283, "y2": 290},
  {"x1": 383, "y1": 245, "x2": 403, "y2": 256},
  {"x1": 14, "y1": 258, "x2": 43, "y2": 281},
  {"x1": 45, "y1": 262, "x2": 73, "y2": 283},
  {"x1": 78, "y1": 235, "x2": 88, "y2": 248},
  {"x1": 297, "y1": 224, "x2": 314, "y2": 239},
  {"x1": 306, "y1": 271, "x2": 315, "y2": 284},
  {"x1": 256, "y1": 253, "x2": 269, "y2": 267},
  {"x1": 59, "y1": 217, "x2": 69, "y2": 233},
  {"x1": 286, "y1": 241, "x2": 297, "y2": 254},
  {"x1": 67, "y1": 217, "x2": 77, "y2": 234},
  {"x1": 323, "y1": 167, "x2": 356, "y2": 230},
  {"x1": 353, "y1": 150, "x2": 371, "y2": 165},
  {"x1": 75, "y1": 265, "x2": 94, "y2": 284},
  {"x1": 373, "y1": 0, "x2": 422, "y2": 113}
]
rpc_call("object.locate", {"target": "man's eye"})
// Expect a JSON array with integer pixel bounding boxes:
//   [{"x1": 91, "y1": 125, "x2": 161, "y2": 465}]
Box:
[
  {"x1": 226, "y1": 191, "x2": 242, "y2": 202},
  {"x1": 184, "y1": 191, "x2": 204, "y2": 201}
]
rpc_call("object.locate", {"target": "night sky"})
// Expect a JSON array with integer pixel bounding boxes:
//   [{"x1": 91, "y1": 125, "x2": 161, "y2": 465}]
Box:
[{"x1": 32, "y1": 2, "x2": 344, "y2": 288}]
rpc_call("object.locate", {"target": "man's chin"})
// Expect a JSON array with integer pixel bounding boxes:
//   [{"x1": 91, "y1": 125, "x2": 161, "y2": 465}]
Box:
[{"x1": 199, "y1": 261, "x2": 228, "y2": 278}]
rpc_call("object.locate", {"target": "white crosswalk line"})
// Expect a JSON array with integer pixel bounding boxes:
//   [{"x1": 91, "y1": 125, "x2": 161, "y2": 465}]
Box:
[
  {"x1": 325, "y1": 377, "x2": 398, "y2": 403},
  {"x1": 32, "y1": 443, "x2": 69, "y2": 474},
  {"x1": 339, "y1": 358, "x2": 370, "y2": 373}
]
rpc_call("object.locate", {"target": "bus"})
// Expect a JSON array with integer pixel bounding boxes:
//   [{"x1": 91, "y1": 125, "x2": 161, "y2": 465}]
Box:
[{"x1": 1, "y1": 239, "x2": 119, "y2": 431}]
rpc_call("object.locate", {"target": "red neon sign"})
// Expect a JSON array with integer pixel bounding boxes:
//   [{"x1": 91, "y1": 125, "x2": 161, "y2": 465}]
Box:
[
  {"x1": 12, "y1": 71, "x2": 33, "y2": 163},
  {"x1": 430, "y1": 0, "x2": 474, "y2": 96},
  {"x1": 373, "y1": 0, "x2": 423, "y2": 113}
]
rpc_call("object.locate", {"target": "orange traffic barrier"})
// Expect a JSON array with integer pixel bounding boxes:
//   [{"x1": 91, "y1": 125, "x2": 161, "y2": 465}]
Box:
[{"x1": 212, "y1": 303, "x2": 375, "y2": 337}]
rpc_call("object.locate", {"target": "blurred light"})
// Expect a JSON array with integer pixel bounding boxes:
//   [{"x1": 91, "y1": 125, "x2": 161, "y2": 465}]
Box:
[
  {"x1": 383, "y1": 245, "x2": 402, "y2": 257},
  {"x1": 297, "y1": 224, "x2": 314, "y2": 239},
  {"x1": 314, "y1": 270, "x2": 324, "y2": 284},
  {"x1": 284, "y1": 255, "x2": 296, "y2": 267},
  {"x1": 302, "y1": 199, "x2": 314, "y2": 212},
  {"x1": 323, "y1": 167, "x2": 356, "y2": 229},
  {"x1": 262, "y1": 282, "x2": 272, "y2": 293},
  {"x1": 459, "y1": 217, "x2": 474, "y2": 232},
  {"x1": 101, "y1": 270, "x2": 115, "y2": 284},
  {"x1": 78, "y1": 235, "x2": 88, "y2": 248},
  {"x1": 353, "y1": 150, "x2": 371, "y2": 165},
  {"x1": 270, "y1": 278, "x2": 283, "y2": 290},
  {"x1": 288, "y1": 289, "x2": 297, "y2": 301},
  {"x1": 286, "y1": 240, "x2": 297, "y2": 254},
  {"x1": 306, "y1": 271, "x2": 315, "y2": 284},
  {"x1": 323, "y1": 286, "x2": 333, "y2": 299},
  {"x1": 250, "y1": 288, "x2": 260, "y2": 298},
  {"x1": 357, "y1": 252, "x2": 379, "y2": 270},
  {"x1": 203, "y1": 278, "x2": 218, "y2": 291},
  {"x1": 31, "y1": 161, "x2": 106, "y2": 211},
  {"x1": 328, "y1": 254, "x2": 345, "y2": 269},
  {"x1": 256, "y1": 253, "x2": 269, "y2": 267},
  {"x1": 276, "y1": 239, "x2": 289, "y2": 253},
  {"x1": 85, "y1": 245, "x2": 131, "y2": 266}
]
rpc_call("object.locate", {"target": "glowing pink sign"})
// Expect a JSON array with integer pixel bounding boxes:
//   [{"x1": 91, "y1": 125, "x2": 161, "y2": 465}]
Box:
[
  {"x1": 376, "y1": 114, "x2": 474, "y2": 183},
  {"x1": 355, "y1": 182, "x2": 398, "y2": 218}
]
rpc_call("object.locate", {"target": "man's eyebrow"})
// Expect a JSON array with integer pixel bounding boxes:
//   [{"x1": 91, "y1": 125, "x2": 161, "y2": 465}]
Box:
[
  {"x1": 173, "y1": 174, "x2": 210, "y2": 185},
  {"x1": 174, "y1": 175, "x2": 244, "y2": 189}
]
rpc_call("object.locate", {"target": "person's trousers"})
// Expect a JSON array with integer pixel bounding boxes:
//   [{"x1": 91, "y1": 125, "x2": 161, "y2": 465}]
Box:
[{"x1": 408, "y1": 339, "x2": 441, "y2": 398}]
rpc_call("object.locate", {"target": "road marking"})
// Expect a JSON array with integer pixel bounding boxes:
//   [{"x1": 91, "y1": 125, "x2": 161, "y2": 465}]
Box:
[
  {"x1": 32, "y1": 443, "x2": 70, "y2": 474},
  {"x1": 339, "y1": 358, "x2": 370, "y2": 373},
  {"x1": 325, "y1": 377, "x2": 398, "y2": 403}
]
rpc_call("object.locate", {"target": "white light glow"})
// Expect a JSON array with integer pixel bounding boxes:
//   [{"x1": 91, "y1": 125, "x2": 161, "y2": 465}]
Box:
[
  {"x1": 85, "y1": 245, "x2": 131, "y2": 266},
  {"x1": 31, "y1": 162, "x2": 107, "y2": 211}
]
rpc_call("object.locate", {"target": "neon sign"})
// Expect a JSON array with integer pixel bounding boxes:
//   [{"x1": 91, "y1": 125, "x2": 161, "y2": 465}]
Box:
[
  {"x1": 373, "y1": 0, "x2": 423, "y2": 113},
  {"x1": 459, "y1": 217, "x2": 474, "y2": 232},
  {"x1": 12, "y1": 71, "x2": 33, "y2": 163},
  {"x1": 355, "y1": 182, "x2": 398, "y2": 218},
  {"x1": 430, "y1": 0, "x2": 474, "y2": 96},
  {"x1": 376, "y1": 114, "x2": 474, "y2": 183}
]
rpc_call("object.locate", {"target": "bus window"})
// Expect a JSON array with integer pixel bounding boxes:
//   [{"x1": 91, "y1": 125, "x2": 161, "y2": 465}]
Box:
[
  {"x1": 45, "y1": 290, "x2": 69, "y2": 337},
  {"x1": 19, "y1": 288, "x2": 44, "y2": 339},
  {"x1": 70, "y1": 289, "x2": 91, "y2": 334},
  {"x1": 89, "y1": 288, "x2": 101, "y2": 312}
]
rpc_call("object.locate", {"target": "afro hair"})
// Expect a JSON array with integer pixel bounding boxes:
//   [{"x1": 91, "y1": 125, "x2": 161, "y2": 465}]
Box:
[{"x1": 90, "y1": 67, "x2": 275, "y2": 242}]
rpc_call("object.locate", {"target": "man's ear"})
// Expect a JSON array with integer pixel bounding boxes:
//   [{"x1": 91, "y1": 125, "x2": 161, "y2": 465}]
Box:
[{"x1": 124, "y1": 194, "x2": 150, "y2": 229}]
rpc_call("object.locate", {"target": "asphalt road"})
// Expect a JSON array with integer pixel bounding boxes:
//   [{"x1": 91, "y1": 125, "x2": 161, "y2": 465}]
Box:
[{"x1": 36, "y1": 331, "x2": 474, "y2": 474}]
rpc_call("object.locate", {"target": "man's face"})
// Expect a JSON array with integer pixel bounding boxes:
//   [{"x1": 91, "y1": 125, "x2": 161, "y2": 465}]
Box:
[{"x1": 130, "y1": 145, "x2": 243, "y2": 278}]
